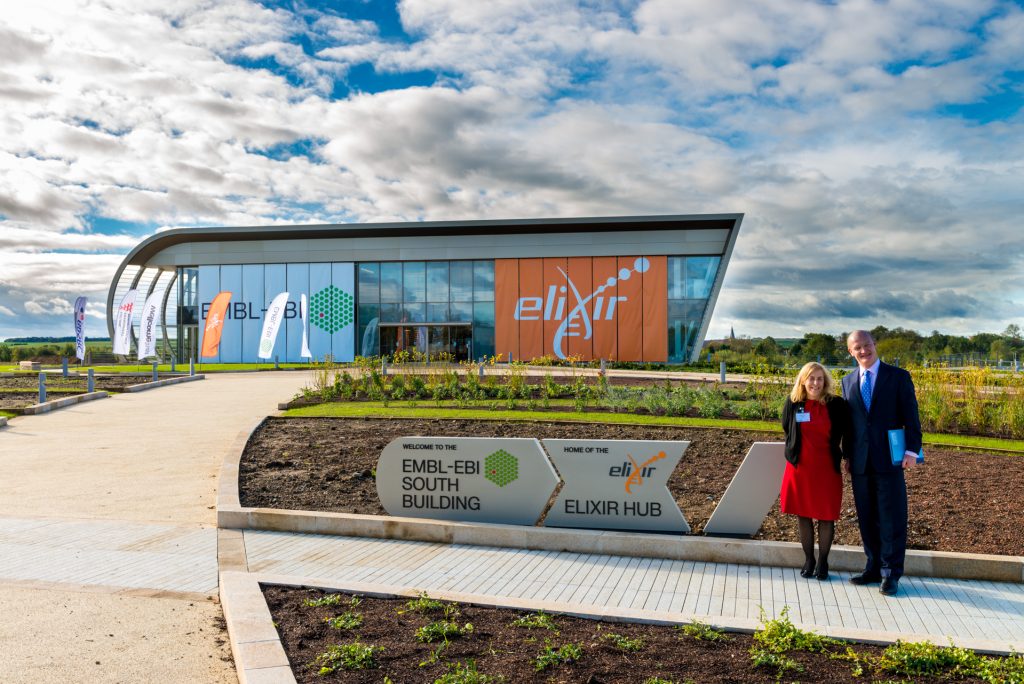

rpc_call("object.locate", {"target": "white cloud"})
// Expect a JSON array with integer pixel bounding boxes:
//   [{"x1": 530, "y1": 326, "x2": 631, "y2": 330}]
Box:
[
  {"x1": 0, "y1": 305, "x2": 15, "y2": 316},
  {"x1": 0, "y1": 0, "x2": 1022, "y2": 339}
]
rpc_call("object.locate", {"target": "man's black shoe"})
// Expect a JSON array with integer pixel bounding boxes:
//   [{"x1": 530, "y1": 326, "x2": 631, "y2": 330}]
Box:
[
  {"x1": 879, "y1": 577, "x2": 899, "y2": 596},
  {"x1": 849, "y1": 572, "x2": 882, "y2": 586}
]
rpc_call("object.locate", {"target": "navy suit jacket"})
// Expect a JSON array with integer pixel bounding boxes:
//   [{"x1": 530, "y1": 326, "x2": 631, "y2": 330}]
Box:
[{"x1": 841, "y1": 362, "x2": 922, "y2": 475}]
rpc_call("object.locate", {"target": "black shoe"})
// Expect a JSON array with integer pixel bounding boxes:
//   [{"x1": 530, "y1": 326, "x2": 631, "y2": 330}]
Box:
[
  {"x1": 799, "y1": 558, "x2": 816, "y2": 579},
  {"x1": 879, "y1": 577, "x2": 899, "y2": 596},
  {"x1": 815, "y1": 561, "x2": 829, "y2": 581},
  {"x1": 849, "y1": 572, "x2": 882, "y2": 585}
]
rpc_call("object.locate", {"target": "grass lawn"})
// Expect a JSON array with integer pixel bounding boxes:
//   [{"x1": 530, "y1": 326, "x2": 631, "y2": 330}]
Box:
[
  {"x1": 283, "y1": 402, "x2": 1024, "y2": 454},
  {"x1": 0, "y1": 363, "x2": 313, "y2": 373}
]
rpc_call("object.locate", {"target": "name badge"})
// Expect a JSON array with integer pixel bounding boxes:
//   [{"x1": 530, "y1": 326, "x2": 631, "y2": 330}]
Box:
[{"x1": 795, "y1": 411, "x2": 811, "y2": 423}]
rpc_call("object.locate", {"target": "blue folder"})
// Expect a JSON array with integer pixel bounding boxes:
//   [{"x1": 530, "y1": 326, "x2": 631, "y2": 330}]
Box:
[{"x1": 888, "y1": 428, "x2": 924, "y2": 465}]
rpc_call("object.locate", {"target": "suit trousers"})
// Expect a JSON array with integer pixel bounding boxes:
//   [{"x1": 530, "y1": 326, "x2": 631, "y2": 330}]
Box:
[{"x1": 850, "y1": 468, "x2": 908, "y2": 579}]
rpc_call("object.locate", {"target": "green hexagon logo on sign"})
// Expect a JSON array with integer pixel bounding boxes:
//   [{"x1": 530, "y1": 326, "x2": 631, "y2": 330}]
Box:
[
  {"x1": 484, "y1": 450, "x2": 519, "y2": 488},
  {"x1": 309, "y1": 285, "x2": 354, "y2": 334}
]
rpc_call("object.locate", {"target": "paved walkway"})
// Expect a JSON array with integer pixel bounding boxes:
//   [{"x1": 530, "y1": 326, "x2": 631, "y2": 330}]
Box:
[
  {"x1": 243, "y1": 530, "x2": 1024, "y2": 652},
  {"x1": 0, "y1": 371, "x2": 308, "y2": 683},
  {"x1": 3, "y1": 368, "x2": 1022, "y2": 683}
]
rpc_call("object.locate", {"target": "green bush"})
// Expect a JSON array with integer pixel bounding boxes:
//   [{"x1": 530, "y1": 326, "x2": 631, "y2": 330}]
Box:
[{"x1": 0, "y1": 344, "x2": 11, "y2": 362}]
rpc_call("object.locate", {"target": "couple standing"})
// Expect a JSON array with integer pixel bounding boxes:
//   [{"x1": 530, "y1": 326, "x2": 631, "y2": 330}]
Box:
[{"x1": 780, "y1": 330, "x2": 922, "y2": 597}]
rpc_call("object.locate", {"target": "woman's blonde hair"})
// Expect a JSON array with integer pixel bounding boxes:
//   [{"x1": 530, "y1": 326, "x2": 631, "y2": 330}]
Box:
[{"x1": 789, "y1": 361, "x2": 835, "y2": 403}]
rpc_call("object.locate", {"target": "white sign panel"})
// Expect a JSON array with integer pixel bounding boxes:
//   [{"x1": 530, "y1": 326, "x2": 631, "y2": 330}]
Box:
[
  {"x1": 703, "y1": 442, "x2": 787, "y2": 538},
  {"x1": 543, "y1": 439, "x2": 691, "y2": 533},
  {"x1": 376, "y1": 437, "x2": 559, "y2": 526},
  {"x1": 112, "y1": 289, "x2": 137, "y2": 355},
  {"x1": 258, "y1": 291, "x2": 289, "y2": 359},
  {"x1": 137, "y1": 291, "x2": 162, "y2": 360}
]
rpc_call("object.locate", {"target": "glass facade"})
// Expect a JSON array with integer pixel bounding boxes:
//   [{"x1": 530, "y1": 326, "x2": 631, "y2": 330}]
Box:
[
  {"x1": 357, "y1": 260, "x2": 495, "y2": 361},
  {"x1": 666, "y1": 256, "x2": 721, "y2": 362},
  {"x1": 176, "y1": 267, "x2": 199, "y2": 361}
]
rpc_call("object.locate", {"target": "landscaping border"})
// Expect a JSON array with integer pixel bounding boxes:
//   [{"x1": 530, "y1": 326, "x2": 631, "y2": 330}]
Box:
[
  {"x1": 124, "y1": 373, "x2": 205, "y2": 392},
  {"x1": 218, "y1": 418, "x2": 1024, "y2": 584},
  {"x1": 21, "y1": 390, "x2": 108, "y2": 415},
  {"x1": 219, "y1": 569, "x2": 1022, "y2": 684}
]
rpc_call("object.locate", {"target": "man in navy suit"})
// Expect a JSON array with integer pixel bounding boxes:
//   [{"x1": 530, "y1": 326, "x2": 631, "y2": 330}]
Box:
[{"x1": 841, "y1": 330, "x2": 922, "y2": 596}]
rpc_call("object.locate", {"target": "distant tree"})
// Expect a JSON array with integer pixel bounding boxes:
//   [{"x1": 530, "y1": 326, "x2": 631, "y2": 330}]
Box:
[
  {"x1": 1004, "y1": 324, "x2": 1022, "y2": 342},
  {"x1": 803, "y1": 333, "x2": 840, "y2": 361},
  {"x1": 0, "y1": 343, "x2": 11, "y2": 362},
  {"x1": 754, "y1": 336, "x2": 781, "y2": 358},
  {"x1": 876, "y1": 337, "x2": 915, "y2": 362},
  {"x1": 990, "y1": 339, "x2": 1012, "y2": 360}
]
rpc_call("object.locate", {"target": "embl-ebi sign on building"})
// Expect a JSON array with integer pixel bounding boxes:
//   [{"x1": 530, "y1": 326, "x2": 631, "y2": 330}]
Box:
[{"x1": 107, "y1": 214, "x2": 741, "y2": 364}]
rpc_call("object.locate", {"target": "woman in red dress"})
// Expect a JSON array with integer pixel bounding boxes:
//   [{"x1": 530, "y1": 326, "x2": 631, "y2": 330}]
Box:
[{"x1": 780, "y1": 362, "x2": 849, "y2": 581}]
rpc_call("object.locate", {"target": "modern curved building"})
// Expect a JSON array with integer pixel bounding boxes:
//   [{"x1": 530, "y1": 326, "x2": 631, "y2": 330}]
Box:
[{"x1": 107, "y1": 214, "x2": 741, "y2": 364}]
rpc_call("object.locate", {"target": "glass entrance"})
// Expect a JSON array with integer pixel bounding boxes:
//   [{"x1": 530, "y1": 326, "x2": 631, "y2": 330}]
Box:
[{"x1": 379, "y1": 324, "x2": 472, "y2": 361}]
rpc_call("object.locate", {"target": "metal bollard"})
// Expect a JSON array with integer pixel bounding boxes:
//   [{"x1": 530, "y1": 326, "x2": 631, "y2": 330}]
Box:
[
  {"x1": 152, "y1": 362, "x2": 158, "y2": 382},
  {"x1": 719, "y1": 361, "x2": 726, "y2": 384},
  {"x1": 62, "y1": 357, "x2": 68, "y2": 377},
  {"x1": 478, "y1": 363, "x2": 485, "y2": 379},
  {"x1": 274, "y1": 355, "x2": 279, "y2": 370},
  {"x1": 189, "y1": 357, "x2": 195, "y2": 377},
  {"x1": 88, "y1": 368, "x2": 95, "y2": 393},
  {"x1": 38, "y1": 372, "x2": 46, "y2": 404},
  {"x1": 170, "y1": 358, "x2": 176, "y2": 372},
  {"x1": 600, "y1": 358, "x2": 607, "y2": 375},
  {"x1": 381, "y1": 358, "x2": 388, "y2": 376}
]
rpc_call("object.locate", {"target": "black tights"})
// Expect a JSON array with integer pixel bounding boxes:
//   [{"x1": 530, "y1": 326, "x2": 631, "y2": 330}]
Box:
[{"x1": 798, "y1": 516, "x2": 835, "y2": 570}]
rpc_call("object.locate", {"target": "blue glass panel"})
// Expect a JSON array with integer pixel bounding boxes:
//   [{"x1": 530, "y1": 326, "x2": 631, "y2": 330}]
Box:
[
  {"x1": 380, "y1": 262, "x2": 402, "y2": 302},
  {"x1": 449, "y1": 301, "x2": 472, "y2": 322},
  {"x1": 684, "y1": 257, "x2": 720, "y2": 299},
  {"x1": 285, "y1": 263, "x2": 309, "y2": 363},
  {"x1": 426, "y1": 261, "x2": 449, "y2": 302},
  {"x1": 473, "y1": 260, "x2": 494, "y2": 301},
  {"x1": 358, "y1": 303, "x2": 380, "y2": 357},
  {"x1": 450, "y1": 261, "x2": 473, "y2": 301},
  {"x1": 358, "y1": 263, "x2": 379, "y2": 303},
  {"x1": 264, "y1": 264, "x2": 287, "y2": 363},
  {"x1": 197, "y1": 265, "x2": 221, "y2": 363},
  {"x1": 308, "y1": 263, "x2": 332, "y2": 362},
  {"x1": 380, "y1": 303, "x2": 402, "y2": 322},
  {"x1": 427, "y1": 303, "x2": 449, "y2": 322},
  {"x1": 403, "y1": 262, "x2": 425, "y2": 303},
  {"x1": 403, "y1": 302, "x2": 425, "y2": 323},
  {"x1": 218, "y1": 265, "x2": 243, "y2": 363},
  {"x1": 331, "y1": 262, "x2": 355, "y2": 363},
  {"x1": 240, "y1": 264, "x2": 265, "y2": 363},
  {"x1": 667, "y1": 299, "x2": 708, "y2": 363}
]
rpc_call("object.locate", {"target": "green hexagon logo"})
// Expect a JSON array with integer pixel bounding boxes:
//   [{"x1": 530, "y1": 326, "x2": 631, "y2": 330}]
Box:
[
  {"x1": 309, "y1": 285, "x2": 354, "y2": 334},
  {"x1": 484, "y1": 450, "x2": 519, "y2": 488}
]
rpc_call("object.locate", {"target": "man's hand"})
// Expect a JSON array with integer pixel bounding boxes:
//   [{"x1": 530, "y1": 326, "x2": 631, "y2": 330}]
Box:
[{"x1": 902, "y1": 452, "x2": 919, "y2": 469}]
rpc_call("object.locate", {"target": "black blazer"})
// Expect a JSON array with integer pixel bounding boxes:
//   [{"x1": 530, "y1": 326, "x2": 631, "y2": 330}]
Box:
[
  {"x1": 841, "y1": 362, "x2": 922, "y2": 475},
  {"x1": 781, "y1": 395, "x2": 849, "y2": 473}
]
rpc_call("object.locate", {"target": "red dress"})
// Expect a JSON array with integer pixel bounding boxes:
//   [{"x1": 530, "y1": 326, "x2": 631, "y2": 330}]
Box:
[{"x1": 780, "y1": 400, "x2": 842, "y2": 521}]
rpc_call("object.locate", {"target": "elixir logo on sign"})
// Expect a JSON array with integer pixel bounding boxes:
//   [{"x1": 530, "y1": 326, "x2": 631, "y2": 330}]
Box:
[
  {"x1": 543, "y1": 439, "x2": 691, "y2": 533},
  {"x1": 513, "y1": 258, "x2": 650, "y2": 359},
  {"x1": 376, "y1": 437, "x2": 558, "y2": 526}
]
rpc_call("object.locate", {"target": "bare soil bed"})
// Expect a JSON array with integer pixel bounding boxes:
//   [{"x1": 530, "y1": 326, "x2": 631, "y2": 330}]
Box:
[
  {"x1": 239, "y1": 418, "x2": 1024, "y2": 556},
  {"x1": 263, "y1": 586, "x2": 1012, "y2": 683}
]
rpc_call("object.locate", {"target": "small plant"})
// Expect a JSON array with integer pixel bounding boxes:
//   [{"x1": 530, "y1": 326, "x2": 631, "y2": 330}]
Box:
[
  {"x1": 511, "y1": 611, "x2": 558, "y2": 631},
  {"x1": 324, "y1": 611, "x2": 363, "y2": 630},
  {"x1": 416, "y1": 619, "x2": 474, "y2": 643},
  {"x1": 534, "y1": 639, "x2": 583, "y2": 671},
  {"x1": 304, "y1": 592, "x2": 344, "y2": 608},
  {"x1": 750, "y1": 607, "x2": 839, "y2": 677},
  {"x1": 434, "y1": 659, "x2": 505, "y2": 684},
  {"x1": 642, "y1": 678, "x2": 685, "y2": 684},
  {"x1": 676, "y1": 620, "x2": 729, "y2": 642},
  {"x1": 313, "y1": 641, "x2": 383, "y2": 674},
  {"x1": 602, "y1": 632, "x2": 645, "y2": 652},
  {"x1": 400, "y1": 592, "x2": 449, "y2": 615}
]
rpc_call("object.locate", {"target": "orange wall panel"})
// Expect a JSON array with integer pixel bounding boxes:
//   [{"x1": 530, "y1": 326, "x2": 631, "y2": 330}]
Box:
[
  {"x1": 642, "y1": 256, "x2": 668, "y2": 362},
  {"x1": 591, "y1": 257, "x2": 618, "y2": 360},
  {"x1": 616, "y1": 256, "x2": 643, "y2": 361},
  {"x1": 542, "y1": 258, "x2": 568, "y2": 359},
  {"x1": 494, "y1": 259, "x2": 519, "y2": 363},
  {"x1": 566, "y1": 257, "x2": 594, "y2": 360},
  {"x1": 517, "y1": 259, "x2": 544, "y2": 361}
]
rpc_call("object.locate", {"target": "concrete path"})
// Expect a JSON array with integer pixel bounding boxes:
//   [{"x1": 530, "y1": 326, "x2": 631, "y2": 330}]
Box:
[
  {"x1": 0, "y1": 371, "x2": 308, "y2": 684},
  {"x1": 242, "y1": 530, "x2": 1024, "y2": 654}
]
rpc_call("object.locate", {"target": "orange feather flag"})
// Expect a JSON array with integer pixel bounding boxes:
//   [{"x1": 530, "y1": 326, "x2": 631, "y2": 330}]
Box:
[{"x1": 200, "y1": 291, "x2": 232, "y2": 358}]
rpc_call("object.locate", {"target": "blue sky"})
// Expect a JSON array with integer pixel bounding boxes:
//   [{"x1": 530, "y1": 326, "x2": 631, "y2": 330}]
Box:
[{"x1": 1, "y1": 0, "x2": 1022, "y2": 340}]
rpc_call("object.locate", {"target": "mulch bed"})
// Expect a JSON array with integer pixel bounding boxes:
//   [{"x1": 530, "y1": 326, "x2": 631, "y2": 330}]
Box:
[
  {"x1": 263, "y1": 586, "x2": 1007, "y2": 683},
  {"x1": 0, "y1": 375, "x2": 158, "y2": 409},
  {"x1": 239, "y1": 418, "x2": 1024, "y2": 557}
]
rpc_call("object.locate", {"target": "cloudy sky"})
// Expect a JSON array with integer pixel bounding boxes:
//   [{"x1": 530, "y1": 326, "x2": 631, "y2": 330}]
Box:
[{"x1": 1, "y1": 0, "x2": 1022, "y2": 340}]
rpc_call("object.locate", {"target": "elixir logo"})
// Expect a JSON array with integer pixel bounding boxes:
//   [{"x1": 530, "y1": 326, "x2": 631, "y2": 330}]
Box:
[
  {"x1": 608, "y1": 451, "x2": 668, "y2": 494},
  {"x1": 513, "y1": 257, "x2": 651, "y2": 359}
]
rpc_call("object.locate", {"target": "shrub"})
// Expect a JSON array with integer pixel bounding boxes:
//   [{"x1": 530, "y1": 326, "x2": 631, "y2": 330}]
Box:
[
  {"x1": 694, "y1": 386, "x2": 727, "y2": 418},
  {"x1": 0, "y1": 343, "x2": 11, "y2": 362},
  {"x1": 534, "y1": 640, "x2": 582, "y2": 671}
]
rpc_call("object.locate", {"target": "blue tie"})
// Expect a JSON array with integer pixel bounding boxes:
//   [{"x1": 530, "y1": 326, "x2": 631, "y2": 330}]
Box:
[{"x1": 862, "y1": 370, "x2": 872, "y2": 412}]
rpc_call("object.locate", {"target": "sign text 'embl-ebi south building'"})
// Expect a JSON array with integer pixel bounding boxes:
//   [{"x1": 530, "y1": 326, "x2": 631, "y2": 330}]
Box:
[{"x1": 107, "y1": 214, "x2": 742, "y2": 364}]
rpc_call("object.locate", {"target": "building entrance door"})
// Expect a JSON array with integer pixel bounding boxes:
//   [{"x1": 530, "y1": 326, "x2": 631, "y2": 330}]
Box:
[{"x1": 379, "y1": 324, "x2": 472, "y2": 361}]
